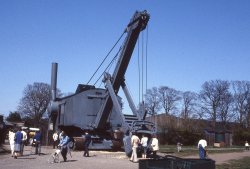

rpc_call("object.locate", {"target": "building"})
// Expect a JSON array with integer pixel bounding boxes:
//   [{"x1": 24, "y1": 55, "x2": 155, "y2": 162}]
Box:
[
  {"x1": 204, "y1": 128, "x2": 233, "y2": 147},
  {"x1": 147, "y1": 113, "x2": 233, "y2": 146}
]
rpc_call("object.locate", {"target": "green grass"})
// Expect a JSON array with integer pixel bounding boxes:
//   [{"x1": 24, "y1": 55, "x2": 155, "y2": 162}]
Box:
[
  {"x1": 159, "y1": 145, "x2": 248, "y2": 168},
  {"x1": 159, "y1": 145, "x2": 244, "y2": 157}
]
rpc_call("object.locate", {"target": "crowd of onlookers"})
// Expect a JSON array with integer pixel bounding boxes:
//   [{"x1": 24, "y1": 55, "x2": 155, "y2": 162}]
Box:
[
  {"x1": 129, "y1": 132, "x2": 159, "y2": 163},
  {"x1": 11, "y1": 127, "x2": 248, "y2": 163},
  {"x1": 7, "y1": 127, "x2": 159, "y2": 163},
  {"x1": 8, "y1": 127, "x2": 91, "y2": 162},
  {"x1": 8, "y1": 127, "x2": 42, "y2": 158}
]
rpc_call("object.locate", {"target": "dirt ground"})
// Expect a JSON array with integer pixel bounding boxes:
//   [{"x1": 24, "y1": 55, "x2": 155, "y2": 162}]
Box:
[{"x1": 1, "y1": 143, "x2": 250, "y2": 169}]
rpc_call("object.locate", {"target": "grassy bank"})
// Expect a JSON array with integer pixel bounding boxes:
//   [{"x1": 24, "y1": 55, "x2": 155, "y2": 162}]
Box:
[
  {"x1": 159, "y1": 145, "x2": 247, "y2": 168},
  {"x1": 159, "y1": 145, "x2": 244, "y2": 157}
]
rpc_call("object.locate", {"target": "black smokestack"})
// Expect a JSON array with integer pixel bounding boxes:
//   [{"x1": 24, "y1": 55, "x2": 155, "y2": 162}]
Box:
[{"x1": 51, "y1": 62, "x2": 58, "y2": 101}]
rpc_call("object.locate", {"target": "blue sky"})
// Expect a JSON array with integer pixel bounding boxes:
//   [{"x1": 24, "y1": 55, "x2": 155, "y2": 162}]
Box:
[{"x1": 1, "y1": 0, "x2": 250, "y2": 117}]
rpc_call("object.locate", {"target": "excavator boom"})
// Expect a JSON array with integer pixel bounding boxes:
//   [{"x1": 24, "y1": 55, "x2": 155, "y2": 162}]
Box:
[{"x1": 94, "y1": 11, "x2": 150, "y2": 129}]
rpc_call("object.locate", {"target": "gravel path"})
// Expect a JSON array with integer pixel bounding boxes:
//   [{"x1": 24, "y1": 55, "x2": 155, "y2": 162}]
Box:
[{"x1": 0, "y1": 145, "x2": 138, "y2": 169}]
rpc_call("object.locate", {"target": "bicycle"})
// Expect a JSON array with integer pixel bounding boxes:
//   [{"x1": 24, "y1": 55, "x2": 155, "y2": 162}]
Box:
[
  {"x1": 48, "y1": 146, "x2": 62, "y2": 163},
  {"x1": 47, "y1": 141, "x2": 74, "y2": 163}
]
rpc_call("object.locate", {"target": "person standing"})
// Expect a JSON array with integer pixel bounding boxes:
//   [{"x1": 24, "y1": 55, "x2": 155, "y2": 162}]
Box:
[
  {"x1": 14, "y1": 128, "x2": 23, "y2": 159},
  {"x1": 33, "y1": 130, "x2": 42, "y2": 155},
  {"x1": 177, "y1": 142, "x2": 182, "y2": 152},
  {"x1": 140, "y1": 134, "x2": 148, "y2": 158},
  {"x1": 52, "y1": 131, "x2": 59, "y2": 149},
  {"x1": 59, "y1": 130, "x2": 63, "y2": 141},
  {"x1": 21, "y1": 128, "x2": 27, "y2": 155},
  {"x1": 151, "y1": 135, "x2": 159, "y2": 159},
  {"x1": 26, "y1": 129, "x2": 30, "y2": 145},
  {"x1": 8, "y1": 129, "x2": 15, "y2": 157},
  {"x1": 67, "y1": 137, "x2": 74, "y2": 158},
  {"x1": 130, "y1": 133, "x2": 140, "y2": 162},
  {"x1": 83, "y1": 132, "x2": 91, "y2": 157},
  {"x1": 198, "y1": 138, "x2": 207, "y2": 159},
  {"x1": 58, "y1": 131, "x2": 70, "y2": 162},
  {"x1": 245, "y1": 141, "x2": 249, "y2": 151}
]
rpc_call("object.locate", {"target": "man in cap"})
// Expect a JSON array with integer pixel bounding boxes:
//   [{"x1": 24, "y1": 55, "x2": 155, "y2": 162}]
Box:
[{"x1": 83, "y1": 131, "x2": 91, "y2": 157}]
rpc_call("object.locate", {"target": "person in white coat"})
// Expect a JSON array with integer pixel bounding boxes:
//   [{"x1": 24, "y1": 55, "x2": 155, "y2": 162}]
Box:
[
  {"x1": 9, "y1": 129, "x2": 15, "y2": 157},
  {"x1": 21, "y1": 129, "x2": 27, "y2": 155},
  {"x1": 52, "y1": 132, "x2": 59, "y2": 149},
  {"x1": 151, "y1": 135, "x2": 159, "y2": 158},
  {"x1": 245, "y1": 141, "x2": 249, "y2": 151},
  {"x1": 130, "y1": 133, "x2": 140, "y2": 163},
  {"x1": 198, "y1": 139, "x2": 207, "y2": 159}
]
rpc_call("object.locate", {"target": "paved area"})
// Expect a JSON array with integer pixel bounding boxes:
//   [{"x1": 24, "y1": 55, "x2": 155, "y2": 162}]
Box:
[{"x1": 0, "y1": 144, "x2": 139, "y2": 169}]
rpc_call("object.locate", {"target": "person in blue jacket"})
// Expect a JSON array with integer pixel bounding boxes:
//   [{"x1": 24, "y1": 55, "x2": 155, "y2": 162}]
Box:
[
  {"x1": 58, "y1": 131, "x2": 70, "y2": 162},
  {"x1": 33, "y1": 130, "x2": 42, "y2": 155},
  {"x1": 14, "y1": 128, "x2": 23, "y2": 159}
]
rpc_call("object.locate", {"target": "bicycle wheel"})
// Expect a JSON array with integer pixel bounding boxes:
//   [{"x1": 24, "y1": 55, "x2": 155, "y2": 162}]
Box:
[
  {"x1": 47, "y1": 154, "x2": 56, "y2": 163},
  {"x1": 54, "y1": 154, "x2": 60, "y2": 163},
  {"x1": 30, "y1": 146, "x2": 35, "y2": 155}
]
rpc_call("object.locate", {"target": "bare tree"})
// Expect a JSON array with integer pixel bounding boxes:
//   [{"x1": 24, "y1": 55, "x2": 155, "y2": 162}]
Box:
[
  {"x1": 218, "y1": 91, "x2": 234, "y2": 127},
  {"x1": 158, "y1": 86, "x2": 181, "y2": 115},
  {"x1": 247, "y1": 97, "x2": 250, "y2": 127},
  {"x1": 194, "y1": 106, "x2": 206, "y2": 119},
  {"x1": 18, "y1": 82, "x2": 51, "y2": 127},
  {"x1": 181, "y1": 91, "x2": 198, "y2": 119},
  {"x1": 232, "y1": 81, "x2": 250, "y2": 127},
  {"x1": 199, "y1": 80, "x2": 230, "y2": 128},
  {"x1": 144, "y1": 87, "x2": 161, "y2": 115}
]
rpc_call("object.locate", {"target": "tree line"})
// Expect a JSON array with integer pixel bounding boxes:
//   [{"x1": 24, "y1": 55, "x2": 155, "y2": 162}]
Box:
[
  {"x1": 144, "y1": 80, "x2": 250, "y2": 129},
  {"x1": 5, "y1": 80, "x2": 250, "y2": 131}
]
